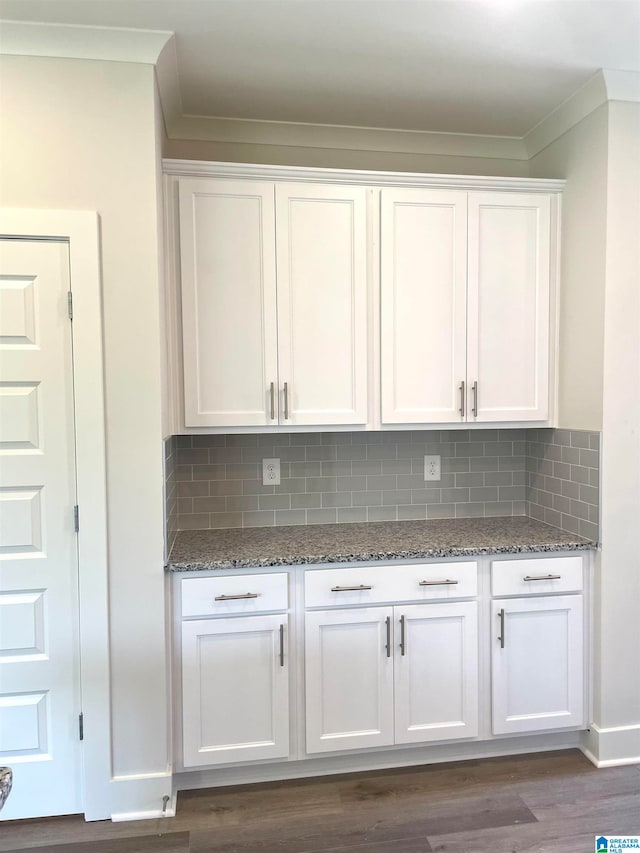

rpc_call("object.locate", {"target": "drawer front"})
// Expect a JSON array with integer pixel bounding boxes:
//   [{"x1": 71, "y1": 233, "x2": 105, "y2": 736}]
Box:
[
  {"x1": 304, "y1": 562, "x2": 477, "y2": 608},
  {"x1": 491, "y1": 556, "x2": 583, "y2": 597},
  {"x1": 181, "y1": 573, "x2": 288, "y2": 617}
]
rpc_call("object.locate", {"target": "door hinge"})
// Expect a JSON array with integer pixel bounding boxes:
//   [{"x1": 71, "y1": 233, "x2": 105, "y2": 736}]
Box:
[
  {"x1": 73, "y1": 505, "x2": 79, "y2": 532},
  {"x1": 78, "y1": 712, "x2": 84, "y2": 741},
  {"x1": 67, "y1": 290, "x2": 73, "y2": 320}
]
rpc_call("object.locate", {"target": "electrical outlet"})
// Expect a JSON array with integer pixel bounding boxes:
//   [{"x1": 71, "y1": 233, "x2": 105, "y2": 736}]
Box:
[
  {"x1": 424, "y1": 455, "x2": 441, "y2": 481},
  {"x1": 262, "y1": 458, "x2": 281, "y2": 486}
]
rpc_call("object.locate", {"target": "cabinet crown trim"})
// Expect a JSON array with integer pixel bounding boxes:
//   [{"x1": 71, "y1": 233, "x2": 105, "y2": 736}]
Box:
[{"x1": 163, "y1": 159, "x2": 565, "y2": 193}]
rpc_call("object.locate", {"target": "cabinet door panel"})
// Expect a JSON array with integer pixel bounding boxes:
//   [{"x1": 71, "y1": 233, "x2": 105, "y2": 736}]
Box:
[
  {"x1": 395, "y1": 602, "x2": 478, "y2": 743},
  {"x1": 305, "y1": 608, "x2": 393, "y2": 754},
  {"x1": 467, "y1": 192, "x2": 551, "y2": 422},
  {"x1": 491, "y1": 596, "x2": 584, "y2": 734},
  {"x1": 179, "y1": 179, "x2": 278, "y2": 426},
  {"x1": 381, "y1": 189, "x2": 467, "y2": 424},
  {"x1": 182, "y1": 615, "x2": 289, "y2": 767},
  {"x1": 276, "y1": 184, "x2": 368, "y2": 425}
]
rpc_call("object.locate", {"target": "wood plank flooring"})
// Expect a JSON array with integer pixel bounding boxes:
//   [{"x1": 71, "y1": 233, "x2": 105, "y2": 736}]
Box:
[{"x1": 1, "y1": 750, "x2": 639, "y2": 853}]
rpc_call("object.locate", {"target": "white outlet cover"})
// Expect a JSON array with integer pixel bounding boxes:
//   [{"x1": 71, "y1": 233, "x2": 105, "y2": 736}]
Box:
[
  {"x1": 424, "y1": 455, "x2": 441, "y2": 481},
  {"x1": 262, "y1": 457, "x2": 281, "y2": 486}
]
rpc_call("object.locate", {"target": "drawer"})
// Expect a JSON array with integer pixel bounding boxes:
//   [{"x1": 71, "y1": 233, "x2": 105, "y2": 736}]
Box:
[
  {"x1": 491, "y1": 556, "x2": 583, "y2": 597},
  {"x1": 181, "y1": 573, "x2": 288, "y2": 617},
  {"x1": 304, "y1": 561, "x2": 477, "y2": 608}
]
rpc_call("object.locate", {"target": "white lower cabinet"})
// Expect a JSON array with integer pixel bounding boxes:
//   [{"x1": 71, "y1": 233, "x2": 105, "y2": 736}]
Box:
[
  {"x1": 491, "y1": 595, "x2": 584, "y2": 735},
  {"x1": 181, "y1": 614, "x2": 290, "y2": 767},
  {"x1": 305, "y1": 600, "x2": 479, "y2": 754}
]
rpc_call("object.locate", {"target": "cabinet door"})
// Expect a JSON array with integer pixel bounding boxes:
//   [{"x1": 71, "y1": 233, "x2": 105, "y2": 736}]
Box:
[
  {"x1": 181, "y1": 615, "x2": 289, "y2": 767},
  {"x1": 275, "y1": 184, "x2": 368, "y2": 425},
  {"x1": 467, "y1": 192, "x2": 551, "y2": 422},
  {"x1": 381, "y1": 189, "x2": 468, "y2": 423},
  {"x1": 395, "y1": 602, "x2": 478, "y2": 744},
  {"x1": 179, "y1": 179, "x2": 278, "y2": 427},
  {"x1": 491, "y1": 596, "x2": 584, "y2": 734},
  {"x1": 305, "y1": 607, "x2": 393, "y2": 753}
]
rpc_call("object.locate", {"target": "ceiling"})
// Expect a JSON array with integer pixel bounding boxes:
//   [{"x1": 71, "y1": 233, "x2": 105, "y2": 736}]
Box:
[{"x1": 1, "y1": 0, "x2": 639, "y2": 137}]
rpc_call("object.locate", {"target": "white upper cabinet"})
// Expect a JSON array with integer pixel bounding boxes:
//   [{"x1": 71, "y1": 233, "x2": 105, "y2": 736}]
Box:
[
  {"x1": 178, "y1": 178, "x2": 368, "y2": 428},
  {"x1": 381, "y1": 189, "x2": 468, "y2": 424},
  {"x1": 467, "y1": 193, "x2": 551, "y2": 422},
  {"x1": 179, "y1": 178, "x2": 278, "y2": 427},
  {"x1": 276, "y1": 184, "x2": 369, "y2": 426},
  {"x1": 381, "y1": 188, "x2": 552, "y2": 425}
]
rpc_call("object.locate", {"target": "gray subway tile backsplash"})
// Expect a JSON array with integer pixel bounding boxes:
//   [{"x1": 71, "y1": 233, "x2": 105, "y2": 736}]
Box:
[{"x1": 166, "y1": 427, "x2": 600, "y2": 541}]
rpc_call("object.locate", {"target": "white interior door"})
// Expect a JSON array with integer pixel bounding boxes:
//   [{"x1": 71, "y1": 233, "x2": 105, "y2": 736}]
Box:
[
  {"x1": 381, "y1": 189, "x2": 468, "y2": 423},
  {"x1": 179, "y1": 178, "x2": 279, "y2": 426},
  {"x1": 275, "y1": 184, "x2": 369, "y2": 425},
  {"x1": 0, "y1": 239, "x2": 82, "y2": 820},
  {"x1": 467, "y1": 192, "x2": 551, "y2": 422}
]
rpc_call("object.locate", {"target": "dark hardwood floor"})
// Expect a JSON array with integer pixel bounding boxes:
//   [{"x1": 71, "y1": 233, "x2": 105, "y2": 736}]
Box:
[{"x1": 1, "y1": 750, "x2": 639, "y2": 853}]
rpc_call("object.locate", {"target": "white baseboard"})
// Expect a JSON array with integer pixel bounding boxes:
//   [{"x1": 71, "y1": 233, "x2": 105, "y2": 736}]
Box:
[
  {"x1": 110, "y1": 769, "x2": 174, "y2": 821},
  {"x1": 580, "y1": 723, "x2": 640, "y2": 767}
]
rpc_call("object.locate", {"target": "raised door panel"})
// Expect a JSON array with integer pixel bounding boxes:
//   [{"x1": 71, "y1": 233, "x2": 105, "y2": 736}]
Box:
[
  {"x1": 305, "y1": 607, "x2": 393, "y2": 754},
  {"x1": 275, "y1": 184, "x2": 368, "y2": 425},
  {"x1": 395, "y1": 602, "x2": 478, "y2": 744},
  {"x1": 179, "y1": 179, "x2": 278, "y2": 427},
  {"x1": 467, "y1": 192, "x2": 551, "y2": 422},
  {"x1": 381, "y1": 189, "x2": 467, "y2": 424},
  {"x1": 181, "y1": 615, "x2": 289, "y2": 767},
  {"x1": 491, "y1": 596, "x2": 584, "y2": 734}
]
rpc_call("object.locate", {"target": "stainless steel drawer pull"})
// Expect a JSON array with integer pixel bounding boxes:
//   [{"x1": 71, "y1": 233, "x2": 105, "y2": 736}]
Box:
[
  {"x1": 399, "y1": 614, "x2": 406, "y2": 656},
  {"x1": 214, "y1": 592, "x2": 260, "y2": 601},
  {"x1": 472, "y1": 380, "x2": 478, "y2": 417},
  {"x1": 385, "y1": 615, "x2": 391, "y2": 658},
  {"x1": 330, "y1": 584, "x2": 373, "y2": 592},
  {"x1": 270, "y1": 381, "x2": 276, "y2": 420},
  {"x1": 283, "y1": 382, "x2": 290, "y2": 420},
  {"x1": 279, "y1": 623, "x2": 285, "y2": 667},
  {"x1": 459, "y1": 380, "x2": 465, "y2": 417},
  {"x1": 523, "y1": 574, "x2": 562, "y2": 582},
  {"x1": 498, "y1": 608, "x2": 505, "y2": 649},
  {"x1": 419, "y1": 579, "x2": 459, "y2": 586}
]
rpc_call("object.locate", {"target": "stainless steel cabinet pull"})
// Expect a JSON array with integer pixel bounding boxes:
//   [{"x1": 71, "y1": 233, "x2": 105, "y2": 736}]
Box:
[
  {"x1": 472, "y1": 380, "x2": 478, "y2": 417},
  {"x1": 419, "y1": 579, "x2": 459, "y2": 586},
  {"x1": 523, "y1": 574, "x2": 562, "y2": 582},
  {"x1": 330, "y1": 584, "x2": 373, "y2": 592},
  {"x1": 279, "y1": 623, "x2": 285, "y2": 667},
  {"x1": 498, "y1": 608, "x2": 505, "y2": 649},
  {"x1": 214, "y1": 592, "x2": 259, "y2": 601},
  {"x1": 385, "y1": 615, "x2": 391, "y2": 658},
  {"x1": 399, "y1": 615, "x2": 406, "y2": 656},
  {"x1": 459, "y1": 381, "x2": 465, "y2": 417},
  {"x1": 270, "y1": 382, "x2": 276, "y2": 420},
  {"x1": 283, "y1": 382, "x2": 289, "y2": 420}
]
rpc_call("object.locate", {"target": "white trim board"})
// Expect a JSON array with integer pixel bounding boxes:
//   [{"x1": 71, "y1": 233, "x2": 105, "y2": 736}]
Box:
[
  {"x1": 581, "y1": 723, "x2": 640, "y2": 767},
  {"x1": 0, "y1": 209, "x2": 111, "y2": 821},
  {"x1": 162, "y1": 159, "x2": 565, "y2": 192}
]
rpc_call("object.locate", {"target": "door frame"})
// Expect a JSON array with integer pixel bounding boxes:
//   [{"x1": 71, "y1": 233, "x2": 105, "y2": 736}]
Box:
[{"x1": 0, "y1": 209, "x2": 110, "y2": 820}]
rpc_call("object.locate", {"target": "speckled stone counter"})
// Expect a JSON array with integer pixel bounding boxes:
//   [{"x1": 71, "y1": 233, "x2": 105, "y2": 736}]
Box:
[{"x1": 166, "y1": 517, "x2": 595, "y2": 572}]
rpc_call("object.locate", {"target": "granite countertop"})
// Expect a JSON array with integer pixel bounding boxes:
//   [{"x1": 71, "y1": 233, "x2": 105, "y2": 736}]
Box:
[{"x1": 166, "y1": 516, "x2": 596, "y2": 572}]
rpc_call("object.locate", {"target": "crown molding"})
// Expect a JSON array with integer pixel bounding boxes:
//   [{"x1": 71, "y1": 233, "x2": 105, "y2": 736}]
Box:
[
  {"x1": 167, "y1": 114, "x2": 528, "y2": 161},
  {"x1": 155, "y1": 37, "x2": 182, "y2": 136},
  {"x1": 162, "y1": 158, "x2": 565, "y2": 192},
  {"x1": 524, "y1": 69, "x2": 640, "y2": 159},
  {"x1": 0, "y1": 19, "x2": 173, "y2": 65}
]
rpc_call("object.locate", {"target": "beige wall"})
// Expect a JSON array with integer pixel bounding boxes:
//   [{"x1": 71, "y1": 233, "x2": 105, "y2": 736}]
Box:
[
  {"x1": 596, "y1": 100, "x2": 640, "y2": 741},
  {"x1": 529, "y1": 104, "x2": 608, "y2": 432},
  {"x1": 0, "y1": 56, "x2": 168, "y2": 790},
  {"x1": 164, "y1": 137, "x2": 530, "y2": 177}
]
